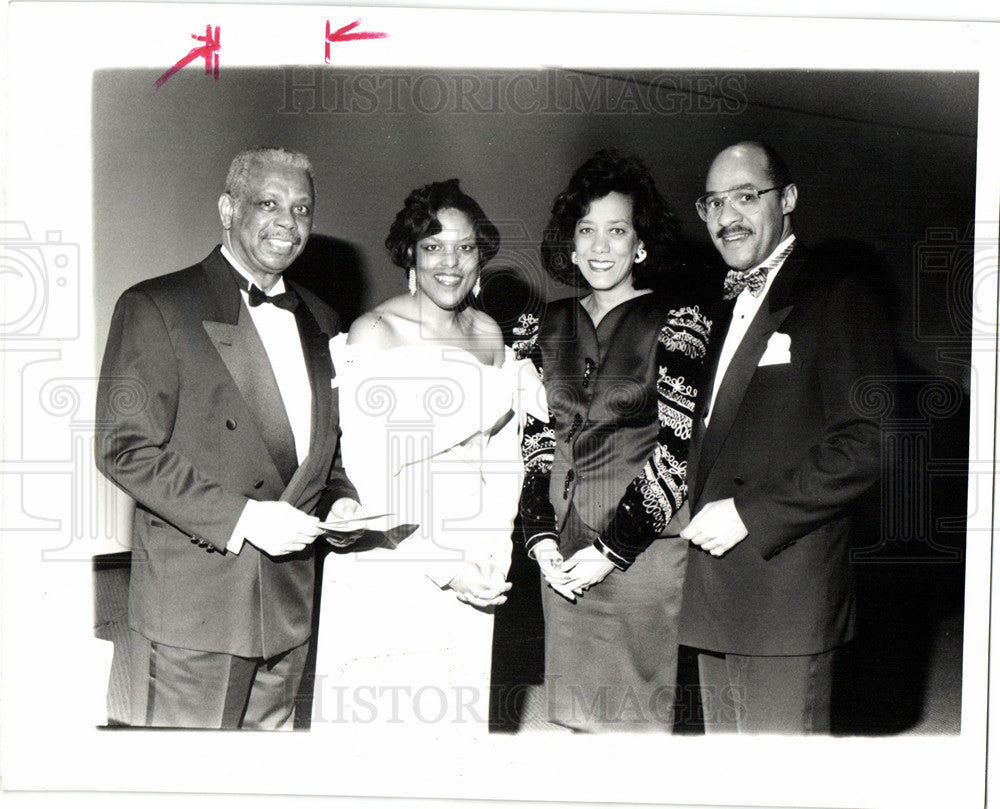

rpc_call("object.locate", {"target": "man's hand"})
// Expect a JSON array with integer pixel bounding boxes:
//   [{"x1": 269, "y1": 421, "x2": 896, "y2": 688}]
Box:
[
  {"x1": 242, "y1": 501, "x2": 323, "y2": 556},
  {"x1": 321, "y1": 496, "x2": 368, "y2": 532},
  {"x1": 318, "y1": 497, "x2": 368, "y2": 549},
  {"x1": 681, "y1": 498, "x2": 748, "y2": 557}
]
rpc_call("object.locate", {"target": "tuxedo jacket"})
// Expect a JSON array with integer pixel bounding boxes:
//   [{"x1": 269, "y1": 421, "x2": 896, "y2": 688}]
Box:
[
  {"x1": 678, "y1": 244, "x2": 894, "y2": 656},
  {"x1": 96, "y1": 247, "x2": 357, "y2": 659}
]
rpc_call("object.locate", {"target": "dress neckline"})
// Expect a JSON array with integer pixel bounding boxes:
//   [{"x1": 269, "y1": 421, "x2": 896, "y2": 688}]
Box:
[
  {"x1": 333, "y1": 333, "x2": 509, "y2": 370},
  {"x1": 576, "y1": 289, "x2": 654, "y2": 329}
]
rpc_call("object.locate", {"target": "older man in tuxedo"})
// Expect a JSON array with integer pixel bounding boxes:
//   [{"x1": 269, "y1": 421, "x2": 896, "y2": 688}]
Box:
[
  {"x1": 96, "y1": 147, "x2": 361, "y2": 729},
  {"x1": 679, "y1": 141, "x2": 893, "y2": 733}
]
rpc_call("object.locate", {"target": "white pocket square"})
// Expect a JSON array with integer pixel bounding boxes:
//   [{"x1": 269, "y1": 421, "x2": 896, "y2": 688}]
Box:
[{"x1": 758, "y1": 332, "x2": 792, "y2": 366}]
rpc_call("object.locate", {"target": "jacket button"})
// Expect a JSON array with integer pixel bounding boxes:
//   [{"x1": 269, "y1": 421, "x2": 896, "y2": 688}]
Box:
[
  {"x1": 225, "y1": 419, "x2": 237, "y2": 430},
  {"x1": 733, "y1": 476, "x2": 745, "y2": 485},
  {"x1": 253, "y1": 479, "x2": 264, "y2": 489}
]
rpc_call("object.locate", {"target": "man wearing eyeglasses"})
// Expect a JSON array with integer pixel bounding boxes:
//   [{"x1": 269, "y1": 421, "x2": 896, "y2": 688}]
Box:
[{"x1": 678, "y1": 141, "x2": 894, "y2": 733}]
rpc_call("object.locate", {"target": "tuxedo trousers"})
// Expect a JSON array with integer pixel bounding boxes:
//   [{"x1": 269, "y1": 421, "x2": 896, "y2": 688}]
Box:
[
  {"x1": 694, "y1": 647, "x2": 835, "y2": 734},
  {"x1": 126, "y1": 629, "x2": 308, "y2": 729}
]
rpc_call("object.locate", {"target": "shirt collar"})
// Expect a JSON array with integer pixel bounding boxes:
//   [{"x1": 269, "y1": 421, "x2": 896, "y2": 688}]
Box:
[
  {"x1": 752, "y1": 234, "x2": 796, "y2": 275},
  {"x1": 220, "y1": 244, "x2": 287, "y2": 296},
  {"x1": 737, "y1": 234, "x2": 796, "y2": 304}
]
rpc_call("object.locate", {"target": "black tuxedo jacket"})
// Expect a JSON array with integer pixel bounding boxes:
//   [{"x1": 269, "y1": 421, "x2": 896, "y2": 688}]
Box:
[
  {"x1": 679, "y1": 244, "x2": 894, "y2": 656},
  {"x1": 96, "y1": 247, "x2": 357, "y2": 659}
]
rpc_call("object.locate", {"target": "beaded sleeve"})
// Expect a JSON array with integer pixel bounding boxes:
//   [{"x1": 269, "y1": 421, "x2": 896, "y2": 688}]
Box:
[{"x1": 512, "y1": 313, "x2": 559, "y2": 554}]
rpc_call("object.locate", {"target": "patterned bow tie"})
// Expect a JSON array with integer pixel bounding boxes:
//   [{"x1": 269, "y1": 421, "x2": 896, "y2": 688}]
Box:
[
  {"x1": 722, "y1": 266, "x2": 768, "y2": 300},
  {"x1": 248, "y1": 284, "x2": 299, "y2": 312}
]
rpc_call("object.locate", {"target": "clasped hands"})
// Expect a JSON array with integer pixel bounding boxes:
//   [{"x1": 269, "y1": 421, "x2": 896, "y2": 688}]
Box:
[
  {"x1": 532, "y1": 539, "x2": 616, "y2": 603},
  {"x1": 446, "y1": 562, "x2": 512, "y2": 610},
  {"x1": 242, "y1": 497, "x2": 366, "y2": 556}
]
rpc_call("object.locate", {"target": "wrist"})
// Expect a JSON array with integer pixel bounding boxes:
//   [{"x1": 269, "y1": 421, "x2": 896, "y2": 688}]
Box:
[
  {"x1": 593, "y1": 536, "x2": 629, "y2": 571},
  {"x1": 526, "y1": 532, "x2": 559, "y2": 559}
]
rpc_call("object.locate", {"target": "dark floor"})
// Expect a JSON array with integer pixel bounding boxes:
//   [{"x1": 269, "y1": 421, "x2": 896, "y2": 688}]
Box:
[{"x1": 96, "y1": 539, "x2": 964, "y2": 734}]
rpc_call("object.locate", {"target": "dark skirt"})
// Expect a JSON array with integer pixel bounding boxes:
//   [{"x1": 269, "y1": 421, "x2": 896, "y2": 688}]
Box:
[{"x1": 540, "y1": 508, "x2": 688, "y2": 732}]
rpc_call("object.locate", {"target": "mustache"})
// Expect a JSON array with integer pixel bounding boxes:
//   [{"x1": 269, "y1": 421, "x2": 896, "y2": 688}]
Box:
[
  {"x1": 261, "y1": 230, "x2": 301, "y2": 244},
  {"x1": 715, "y1": 226, "x2": 753, "y2": 239}
]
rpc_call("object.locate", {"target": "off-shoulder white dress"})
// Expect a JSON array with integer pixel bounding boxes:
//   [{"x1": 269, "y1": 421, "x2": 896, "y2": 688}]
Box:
[{"x1": 312, "y1": 333, "x2": 545, "y2": 732}]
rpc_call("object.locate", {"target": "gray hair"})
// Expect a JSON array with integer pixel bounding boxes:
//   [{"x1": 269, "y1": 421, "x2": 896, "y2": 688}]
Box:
[{"x1": 224, "y1": 147, "x2": 314, "y2": 199}]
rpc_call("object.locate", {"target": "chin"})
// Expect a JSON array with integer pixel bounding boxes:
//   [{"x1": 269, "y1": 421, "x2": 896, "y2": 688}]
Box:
[{"x1": 717, "y1": 250, "x2": 754, "y2": 271}]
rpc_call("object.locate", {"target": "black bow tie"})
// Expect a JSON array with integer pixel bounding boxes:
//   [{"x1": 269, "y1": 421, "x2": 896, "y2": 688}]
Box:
[{"x1": 248, "y1": 284, "x2": 299, "y2": 312}]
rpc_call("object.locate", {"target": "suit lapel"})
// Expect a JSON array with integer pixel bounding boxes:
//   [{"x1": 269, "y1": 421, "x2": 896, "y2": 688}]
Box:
[
  {"x1": 280, "y1": 284, "x2": 335, "y2": 505},
  {"x1": 688, "y1": 297, "x2": 735, "y2": 506},
  {"x1": 692, "y1": 251, "x2": 804, "y2": 503},
  {"x1": 200, "y1": 249, "x2": 300, "y2": 485}
]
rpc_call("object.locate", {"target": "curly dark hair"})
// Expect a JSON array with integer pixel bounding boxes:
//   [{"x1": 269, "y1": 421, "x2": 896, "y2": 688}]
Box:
[
  {"x1": 541, "y1": 149, "x2": 682, "y2": 288},
  {"x1": 385, "y1": 179, "x2": 501, "y2": 274}
]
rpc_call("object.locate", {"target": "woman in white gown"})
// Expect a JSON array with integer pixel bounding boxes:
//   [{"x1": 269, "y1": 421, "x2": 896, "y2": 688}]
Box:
[{"x1": 312, "y1": 180, "x2": 545, "y2": 732}]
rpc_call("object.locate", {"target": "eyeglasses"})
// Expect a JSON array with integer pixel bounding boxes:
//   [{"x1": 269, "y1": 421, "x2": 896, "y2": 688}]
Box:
[{"x1": 695, "y1": 185, "x2": 785, "y2": 221}]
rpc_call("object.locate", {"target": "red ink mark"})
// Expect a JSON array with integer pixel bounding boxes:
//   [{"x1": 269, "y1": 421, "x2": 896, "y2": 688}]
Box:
[
  {"x1": 325, "y1": 19, "x2": 388, "y2": 64},
  {"x1": 152, "y1": 25, "x2": 221, "y2": 93}
]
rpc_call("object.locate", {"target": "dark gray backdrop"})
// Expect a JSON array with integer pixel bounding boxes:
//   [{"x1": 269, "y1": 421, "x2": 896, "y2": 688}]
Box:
[{"x1": 93, "y1": 68, "x2": 978, "y2": 384}]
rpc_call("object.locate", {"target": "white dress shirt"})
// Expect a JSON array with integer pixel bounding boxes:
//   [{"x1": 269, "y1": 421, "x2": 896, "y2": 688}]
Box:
[
  {"x1": 221, "y1": 246, "x2": 314, "y2": 553},
  {"x1": 705, "y1": 234, "x2": 796, "y2": 425}
]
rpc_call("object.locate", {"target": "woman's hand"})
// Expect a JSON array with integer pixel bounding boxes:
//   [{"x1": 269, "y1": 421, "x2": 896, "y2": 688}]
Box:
[
  {"x1": 447, "y1": 562, "x2": 512, "y2": 609},
  {"x1": 532, "y1": 538, "x2": 582, "y2": 602},
  {"x1": 531, "y1": 538, "x2": 569, "y2": 584},
  {"x1": 559, "y1": 545, "x2": 616, "y2": 596}
]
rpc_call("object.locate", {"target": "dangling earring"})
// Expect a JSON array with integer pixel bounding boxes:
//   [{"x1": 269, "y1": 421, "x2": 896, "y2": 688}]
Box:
[
  {"x1": 635, "y1": 246, "x2": 647, "y2": 264},
  {"x1": 472, "y1": 274, "x2": 481, "y2": 298},
  {"x1": 408, "y1": 268, "x2": 417, "y2": 296},
  {"x1": 570, "y1": 251, "x2": 578, "y2": 265}
]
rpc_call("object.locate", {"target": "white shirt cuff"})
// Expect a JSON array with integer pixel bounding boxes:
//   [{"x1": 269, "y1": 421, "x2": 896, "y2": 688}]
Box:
[{"x1": 227, "y1": 500, "x2": 256, "y2": 554}]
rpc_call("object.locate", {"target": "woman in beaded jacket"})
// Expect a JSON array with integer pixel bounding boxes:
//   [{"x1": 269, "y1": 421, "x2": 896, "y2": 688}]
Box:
[{"x1": 517, "y1": 149, "x2": 711, "y2": 732}]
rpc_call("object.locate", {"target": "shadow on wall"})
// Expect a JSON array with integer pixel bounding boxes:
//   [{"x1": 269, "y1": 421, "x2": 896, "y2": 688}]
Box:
[{"x1": 286, "y1": 234, "x2": 368, "y2": 328}]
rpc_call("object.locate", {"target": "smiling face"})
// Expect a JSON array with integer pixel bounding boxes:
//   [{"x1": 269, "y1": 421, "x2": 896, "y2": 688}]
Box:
[
  {"x1": 573, "y1": 191, "x2": 643, "y2": 294},
  {"x1": 704, "y1": 144, "x2": 796, "y2": 271},
  {"x1": 219, "y1": 161, "x2": 314, "y2": 288},
  {"x1": 413, "y1": 207, "x2": 480, "y2": 310}
]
